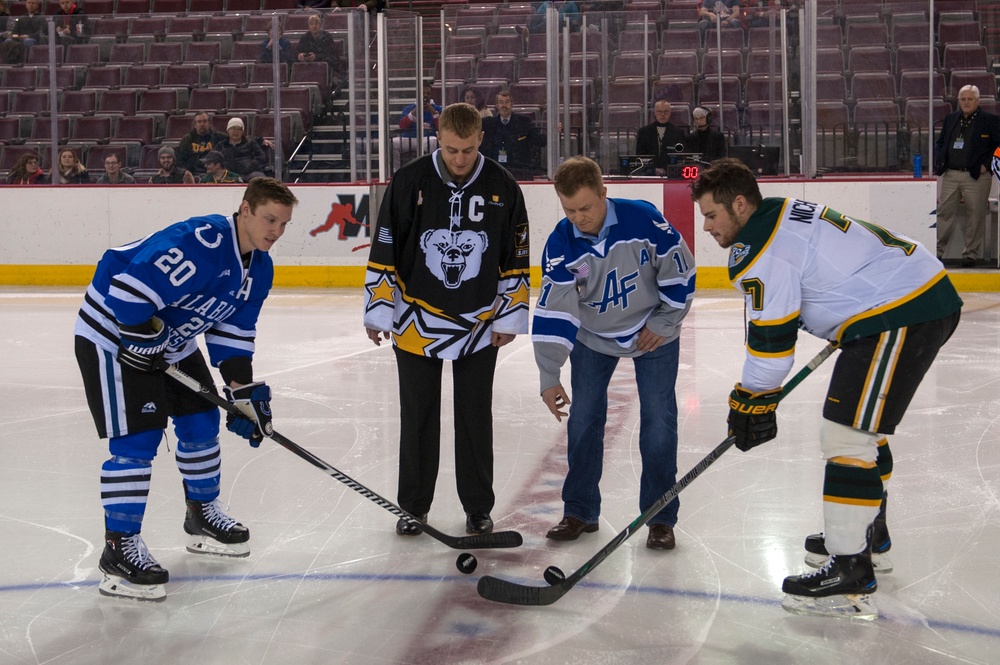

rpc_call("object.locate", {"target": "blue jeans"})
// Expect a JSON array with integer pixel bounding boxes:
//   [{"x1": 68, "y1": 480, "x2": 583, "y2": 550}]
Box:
[{"x1": 563, "y1": 338, "x2": 680, "y2": 526}]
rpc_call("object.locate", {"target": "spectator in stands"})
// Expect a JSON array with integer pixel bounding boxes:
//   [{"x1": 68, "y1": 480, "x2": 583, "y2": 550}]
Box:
[
  {"x1": 464, "y1": 87, "x2": 492, "y2": 119},
  {"x1": 2, "y1": 0, "x2": 46, "y2": 57},
  {"x1": 309, "y1": 0, "x2": 381, "y2": 10},
  {"x1": 50, "y1": 148, "x2": 91, "y2": 185},
  {"x1": 356, "y1": 0, "x2": 388, "y2": 13},
  {"x1": 218, "y1": 117, "x2": 267, "y2": 181},
  {"x1": 0, "y1": 1, "x2": 12, "y2": 40},
  {"x1": 742, "y1": 0, "x2": 777, "y2": 28},
  {"x1": 683, "y1": 106, "x2": 727, "y2": 162},
  {"x1": 391, "y1": 84, "x2": 440, "y2": 174},
  {"x1": 698, "y1": 0, "x2": 742, "y2": 35},
  {"x1": 296, "y1": 13, "x2": 344, "y2": 85},
  {"x1": 5, "y1": 153, "x2": 44, "y2": 185},
  {"x1": 96, "y1": 154, "x2": 136, "y2": 184},
  {"x1": 934, "y1": 84, "x2": 1000, "y2": 268},
  {"x1": 480, "y1": 91, "x2": 547, "y2": 180},
  {"x1": 177, "y1": 112, "x2": 228, "y2": 177},
  {"x1": 635, "y1": 99, "x2": 686, "y2": 174},
  {"x1": 199, "y1": 151, "x2": 244, "y2": 184},
  {"x1": 54, "y1": 0, "x2": 88, "y2": 47},
  {"x1": 259, "y1": 25, "x2": 294, "y2": 65},
  {"x1": 150, "y1": 146, "x2": 195, "y2": 184},
  {"x1": 527, "y1": 1, "x2": 581, "y2": 34}
]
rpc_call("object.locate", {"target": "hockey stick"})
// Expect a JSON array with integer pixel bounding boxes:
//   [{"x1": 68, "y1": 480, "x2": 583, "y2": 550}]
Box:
[
  {"x1": 477, "y1": 342, "x2": 838, "y2": 605},
  {"x1": 163, "y1": 365, "x2": 523, "y2": 550}
]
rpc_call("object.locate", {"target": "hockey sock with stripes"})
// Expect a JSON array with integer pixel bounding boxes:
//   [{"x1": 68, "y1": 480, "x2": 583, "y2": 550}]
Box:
[
  {"x1": 176, "y1": 437, "x2": 221, "y2": 503},
  {"x1": 822, "y1": 459, "x2": 883, "y2": 555}
]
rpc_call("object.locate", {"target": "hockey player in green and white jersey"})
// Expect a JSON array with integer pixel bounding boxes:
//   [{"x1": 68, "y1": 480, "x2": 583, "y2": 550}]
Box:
[{"x1": 692, "y1": 158, "x2": 963, "y2": 619}]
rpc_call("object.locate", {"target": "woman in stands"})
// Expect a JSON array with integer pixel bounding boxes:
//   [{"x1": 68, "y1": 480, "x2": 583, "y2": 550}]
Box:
[
  {"x1": 6, "y1": 152, "x2": 45, "y2": 185},
  {"x1": 50, "y1": 148, "x2": 91, "y2": 184},
  {"x1": 464, "y1": 87, "x2": 492, "y2": 119}
]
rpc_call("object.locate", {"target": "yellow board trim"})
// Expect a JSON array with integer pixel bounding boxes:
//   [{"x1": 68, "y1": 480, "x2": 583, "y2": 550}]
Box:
[{"x1": 0, "y1": 264, "x2": 993, "y2": 292}]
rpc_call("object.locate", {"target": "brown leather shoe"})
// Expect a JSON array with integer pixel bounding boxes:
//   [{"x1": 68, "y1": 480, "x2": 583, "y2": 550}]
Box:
[
  {"x1": 646, "y1": 523, "x2": 675, "y2": 550},
  {"x1": 546, "y1": 516, "x2": 599, "y2": 541}
]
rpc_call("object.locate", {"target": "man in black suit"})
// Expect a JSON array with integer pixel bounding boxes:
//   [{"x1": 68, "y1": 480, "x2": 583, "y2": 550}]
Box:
[
  {"x1": 935, "y1": 84, "x2": 1000, "y2": 267},
  {"x1": 480, "y1": 91, "x2": 547, "y2": 179},
  {"x1": 635, "y1": 99, "x2": 686, "y2": 173}
]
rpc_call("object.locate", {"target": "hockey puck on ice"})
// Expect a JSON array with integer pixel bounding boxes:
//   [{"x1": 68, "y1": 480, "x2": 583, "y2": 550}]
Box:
[
  {"x1": 543, "y1": 566, "x2": 566, "y2": 585},
  {"x1": 456, "y1": 552, "x2": 478, "y2": 574}
]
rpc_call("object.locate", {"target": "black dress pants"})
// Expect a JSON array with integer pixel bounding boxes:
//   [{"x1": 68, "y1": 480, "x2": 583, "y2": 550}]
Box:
[{"x1": 393, "y1": 344, "x2": 498, "y2": 516}]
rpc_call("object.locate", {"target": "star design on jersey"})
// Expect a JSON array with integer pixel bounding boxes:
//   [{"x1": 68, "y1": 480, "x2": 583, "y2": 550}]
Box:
[
  {"x1": 504, "y1": 281, "x2": 530, "y2": 310},
  {"x1": 392, "y1": 300, "x2": 498, "y2": 357},
  {"x1": 366, "y1": 276, "x2": 395, "y2": 305},
  {"x1": 393, "y1": 320, "x2": 436, "y2": 355}
]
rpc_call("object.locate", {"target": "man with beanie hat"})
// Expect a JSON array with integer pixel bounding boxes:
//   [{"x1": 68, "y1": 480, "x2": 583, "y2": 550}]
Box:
[
  {"x1": 199, "y1": 151, "x2": 243, "y2": 184},
  {"x1": 218, "y1": 117, "x2": 267, "y2": 181},
  {"x1": 150, "y1": 146, "x2": 195, "y2": 184}
]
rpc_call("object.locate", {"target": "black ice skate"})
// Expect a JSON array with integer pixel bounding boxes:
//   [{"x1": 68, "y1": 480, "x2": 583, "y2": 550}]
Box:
[
  {"x1": 781, "y1": 552, "x2": 878, "y2": 620},
  {"x1": 98, "y1": 531, "x2": 169, "y2": 602},
  {"x1": 803, "y1": 491, "x2": 892, "y2": 573},
  {"x1": 183, "y1": 498, "x2": 251, "y2": 558}
]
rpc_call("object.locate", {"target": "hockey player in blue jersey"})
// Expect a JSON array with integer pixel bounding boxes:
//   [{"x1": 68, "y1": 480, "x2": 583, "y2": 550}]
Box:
[
  {"x1": 532, "y1": 156, "x2": 696, "y2": 550},
  {"x1": 693, "y1": 158, "x2": 961, "y2": 618},
  {"x1": 74, "y1": 177, "x2": 299, "y2": 601}
]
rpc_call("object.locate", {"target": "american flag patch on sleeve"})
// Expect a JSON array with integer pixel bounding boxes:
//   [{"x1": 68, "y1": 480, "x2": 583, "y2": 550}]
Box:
[{"x1": 378, "y1": 227, "x2": 393, "y2": 244}]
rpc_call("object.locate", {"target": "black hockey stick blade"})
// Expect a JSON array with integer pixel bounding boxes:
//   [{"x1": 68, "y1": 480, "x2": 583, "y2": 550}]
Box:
[
  {"x1": 477, "y1": 435, "x2": 735, "y2": 605},
  {"x1": 163, "y1": 365, "x2": 522, "y2": 550},
  {"x1": 477, "y1": 342, "x2": 837, "y2": 605}
]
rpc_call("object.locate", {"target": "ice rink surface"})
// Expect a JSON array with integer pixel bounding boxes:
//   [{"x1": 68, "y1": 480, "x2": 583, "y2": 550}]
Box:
[{"x1": 1, "y1": 287, "x2": 998, "y2": 665}]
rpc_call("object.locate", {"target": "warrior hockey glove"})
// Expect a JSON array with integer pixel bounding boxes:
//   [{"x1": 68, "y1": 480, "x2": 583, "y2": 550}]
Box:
[
  {"x1": 728, "y1": 383, "x2": 782, "y2": 451},
  {"x1": 118, "y1": 317, "x2": 169, "y2": 373},
  {"x1": 223, "y1": 382, "x2": 273, "y2": 448}
]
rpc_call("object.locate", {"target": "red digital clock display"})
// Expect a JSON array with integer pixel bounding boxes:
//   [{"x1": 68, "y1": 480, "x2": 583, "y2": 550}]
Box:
[{"x1": 681, "y1": 165, "x2": 700, "y2": 180}]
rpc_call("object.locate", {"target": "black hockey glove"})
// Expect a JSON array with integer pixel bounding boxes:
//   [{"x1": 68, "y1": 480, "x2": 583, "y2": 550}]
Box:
[
  {"x1": 727, "y1": 383, "x2": 782, "y2": 452},
  {"x1": 118, "y1": 317, "x2": 169, "y2": 373},
  {"x1": 223, "y1": 382, "x2": 273, "y2": 448}
]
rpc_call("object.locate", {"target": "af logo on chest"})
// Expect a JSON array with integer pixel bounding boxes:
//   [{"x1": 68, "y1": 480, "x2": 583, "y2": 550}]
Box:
[{"x1": 420, "y1": 192, "x2": 489, "y2": 289}]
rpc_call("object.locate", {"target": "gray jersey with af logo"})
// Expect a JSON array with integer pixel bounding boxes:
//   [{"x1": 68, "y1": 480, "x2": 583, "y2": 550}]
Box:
[{"x1": 532, "y1": 198, "x2": 696, "y2": 392}]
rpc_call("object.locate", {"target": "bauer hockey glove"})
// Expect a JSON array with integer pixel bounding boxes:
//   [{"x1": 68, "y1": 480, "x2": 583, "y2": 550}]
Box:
[
  {"x1": 118, "y1": 317, "x2": 169, "y2": 373},
  {"x1": 223, "y1": 382, "x2": 273, "y2": 448},
  {"x1": 727, "y1": 383, "x2": 782, "y2": 451}
]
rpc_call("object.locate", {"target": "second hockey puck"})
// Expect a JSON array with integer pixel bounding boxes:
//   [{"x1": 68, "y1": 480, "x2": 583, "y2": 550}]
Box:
[{"x1": 543, "y1": 565, "x2": 566, "y2": 585}]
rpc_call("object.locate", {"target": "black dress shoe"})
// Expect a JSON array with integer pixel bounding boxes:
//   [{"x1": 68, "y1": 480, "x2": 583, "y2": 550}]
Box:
[
  {"x1": 546, "y1": 516, "x2": 599, "y2": 541},
  {"x1": 961, "y1": 257, "x2": 976, "y2": 267},
  {"x1": 396, "y1": 513, "x2": 427, "y2": 536},
  {"x1": 466, "y1": 512, "x2": 493, "y2": 535},
  {"x1": 646, "y1": 523, "x2": 676, "y2": 550}
]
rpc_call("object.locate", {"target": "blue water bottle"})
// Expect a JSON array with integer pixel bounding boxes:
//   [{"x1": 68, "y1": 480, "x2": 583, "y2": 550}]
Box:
[{"x1": 913, "y1": 152, "x2": 922, "y2": 178}]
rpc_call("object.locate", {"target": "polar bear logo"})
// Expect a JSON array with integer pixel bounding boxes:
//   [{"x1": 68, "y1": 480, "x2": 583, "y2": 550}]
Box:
[{"x1": 420, "y1": 228, "x2": 489, "y2": 289}]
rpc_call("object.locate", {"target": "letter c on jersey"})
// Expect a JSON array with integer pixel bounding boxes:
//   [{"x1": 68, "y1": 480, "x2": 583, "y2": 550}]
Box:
[{"x1": 469, "y1": 195, "x2": 485, "y2": 222}]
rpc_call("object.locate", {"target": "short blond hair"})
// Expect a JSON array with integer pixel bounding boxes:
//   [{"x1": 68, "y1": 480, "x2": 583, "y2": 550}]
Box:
[{"x1": 439, "y1": 103, "x2": 482, "y2": 138}]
